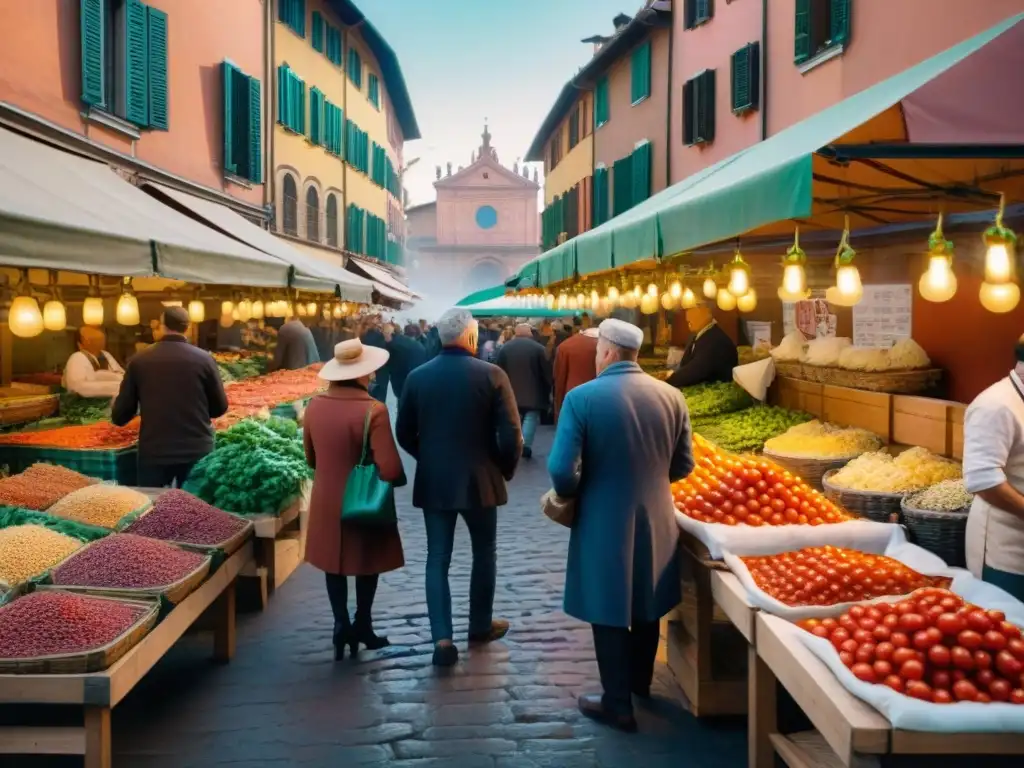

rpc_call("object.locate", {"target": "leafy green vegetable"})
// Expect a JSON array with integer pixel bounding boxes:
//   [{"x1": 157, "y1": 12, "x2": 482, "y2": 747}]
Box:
[
  {"x1": 680, "y1": 382, "x2": 754, "y2": 423},
  {"x1": 695, "y1": 406, "x2": 812, "y2": 453},
  {"x1": 59, "y1": 391, "x2": 111, "y2": 425},
  {"x1": 217, "y1": 356, "x2": 269, "y2": 383}
]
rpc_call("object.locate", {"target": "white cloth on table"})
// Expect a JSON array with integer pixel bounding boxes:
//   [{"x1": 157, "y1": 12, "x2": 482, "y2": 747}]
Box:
[{"x1": 61, "y1": 350, "x2": 124, "y2": 398}]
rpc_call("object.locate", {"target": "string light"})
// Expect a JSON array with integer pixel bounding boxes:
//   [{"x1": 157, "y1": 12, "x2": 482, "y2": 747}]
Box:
[
  {"x1": 188, "y1": 300, "x2": 206, "y2": 323},
  {"x1": 727, "y1": 250, "x2": 751, "y2": 297},
  {"x1": 778, "y1": 228, "x2": 810, "y2": 301},
  {"x1": 918, "y1": 214, "x2": 957, "y2": 303},
  {"x1": 116, "y1": 279, "x2": 140, "y2": 326},
  {"x1": 716, "y1": 288, "x2": 737, "y2": 311},
  {"x1": 737, "y1": 289, "x2": 758, "y2": 313},
  {"x1": 983, "y1": 194, "x2": 1017, "y2": 284},
  {"x1": 702, "y1": 276, "x2": 717, "y2": 300},
  {"x1": 828, "y1": 216, "x2": 863, "y2": 307}
]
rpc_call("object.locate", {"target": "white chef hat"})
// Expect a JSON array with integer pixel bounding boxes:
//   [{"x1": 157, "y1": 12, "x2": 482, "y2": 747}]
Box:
[{"x1": 598, "y1": 318, "x2": 644, "y2": 350}]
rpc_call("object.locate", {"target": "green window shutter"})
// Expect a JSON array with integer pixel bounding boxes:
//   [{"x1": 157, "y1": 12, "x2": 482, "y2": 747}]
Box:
[
  {"x1": 348, "y1": 48, "x2": 362, "y2": 88},
  {"x1": 612, "y1": 155, "x2": 634, "y2": 216},
  {"x1": 276, "y1": 64, "x2": 288, "y2": 126},
  {"x1": 592, "y1": 168, "x2": 609, "y2": 227},
  {"x1": 631, "y1": 41, "x2": 651, "y2": 104},
  {"x1": 344, "y1": 119, "x2": 353, "y2": 162},
  {"x1": 146, "y1": 6, "x2": 169, "y2": 130},
  {"x1": 222, "y1": 62, "x2": 237, "y2": 174},
  {"x1": 297, "y1": 79, "x2": 305, "y2": 135},
  {"x1": 699, "y1": 69, "x2": 716, "y2": 143},
  {"x1": 731, "y1": 43, "x2": 760, "y2": 113},
  {"x1": 696, "y1": 0, "x2": 713, "y2": 24},
  {"x1": 124, "y1": 0, "x2": 150, "y2": 126},
  {"x1": 595, "y1": 77, "x2": 609, "y2": 127},
  {"x1": 830, "y1": 0, "x2": 851, "y2": 46},
  {"x1": 311, "y1": 11, "x2": 323, "y2": 52},
  {"x1": 330, "y1": 27, "x2": 343, "y2": 65},
  {"x1": 368, "y1": 74, "x2": 380, "y2": 109},
  {"x1": 794, "y1": 0, "x2": 811, "y2": 63},
  {"x1": 309, "y1": 87, "x2": 323, "y2": 145},
  {"x1": 248, "y1": 76, "x2": 262, "y2": 183},
  {"x1": 80, "y1": 0, "x2": 105, "y2": 107},
  {"x1": 631, "y1": 143, "x2": 651, "y2": 205},
  {"x1": 230, "y1": 68, "x2": 251, "y2": 178}
]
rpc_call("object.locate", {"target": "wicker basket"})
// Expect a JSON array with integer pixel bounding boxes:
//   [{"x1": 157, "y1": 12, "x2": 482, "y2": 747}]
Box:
[
  {"x1": 772, "y1": 361, "x2": 803, "y2": 379},
  {"x1": 762, "y1": 449, "x2": 859, "y2": 491},
  {"x1": 0, "y1": 394, "x2": 59, "y2": 427},
  {"x1": 0, "y1": 593, "x2": 159, "y2": 674},
  {"x1": 792, "y1": 366, "x2": 942, "y2": 394},
  {"x1": 126, "y1": 506, "x2": 254, "y2": 556},
  {"x1": 822, "y1": 469, "x2": 905, "y2": 523},
  {"x1": 901, "y1": 499, "x2": 969, "y2": 568}
]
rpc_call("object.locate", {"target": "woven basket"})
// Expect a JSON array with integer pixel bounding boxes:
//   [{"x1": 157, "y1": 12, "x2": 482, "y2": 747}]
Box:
[
  {"x1": 796, "y1": 366, "x2": 942, "y2": 394},
  {"x1": 772, "y1": 361, "x2": 803, "y2": 379},
  {"x1": 0, "y1": 394, "x2": 59, "y2": 427},
  {"x1": 127, "y1": 506, "x2": 254, "y2": 556},
  {"x1": 46, "y1": 544, "x2": 212, "y2": 605},
  {"x1": 901, "y1": 499, "x2": 969, "y2": 568},
  {"x1": 822, "y1": 469, "x2": 905, "y2": 523},
  {"x1": 762, "y1": 449, "x2": 859, "y2": 491},
  {"x1": 0, "y1": 593, "x2": 159, "y2": 674}
]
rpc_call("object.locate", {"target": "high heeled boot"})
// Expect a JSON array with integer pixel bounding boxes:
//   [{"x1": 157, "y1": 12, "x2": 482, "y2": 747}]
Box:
[{"x1": 351, "y1": 575, "x2": 389, "y2": 653}]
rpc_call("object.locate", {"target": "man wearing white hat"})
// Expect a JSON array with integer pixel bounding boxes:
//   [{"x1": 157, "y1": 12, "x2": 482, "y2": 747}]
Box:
[{"x1": 548, "y1": 318, "x2": 693, "y2": 732}]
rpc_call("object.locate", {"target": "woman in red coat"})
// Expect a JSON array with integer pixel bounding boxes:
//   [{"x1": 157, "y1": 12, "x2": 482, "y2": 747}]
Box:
[{"x1": 304, "y1": 338, "x2": 406, "y2": 659}]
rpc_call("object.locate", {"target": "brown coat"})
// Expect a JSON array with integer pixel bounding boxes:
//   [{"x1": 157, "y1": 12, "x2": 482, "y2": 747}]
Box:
[
  {"x1": 303, "y1": 385, "x2": 405, "y2": 576},
  {"x1": 553, "y1": 332, "x2": 598, "y2": 420}
]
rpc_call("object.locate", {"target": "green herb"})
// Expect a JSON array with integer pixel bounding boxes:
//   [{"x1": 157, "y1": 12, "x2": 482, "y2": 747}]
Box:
[{"x1": 695, "y1": 406, "x2": 812, "y2": 453}]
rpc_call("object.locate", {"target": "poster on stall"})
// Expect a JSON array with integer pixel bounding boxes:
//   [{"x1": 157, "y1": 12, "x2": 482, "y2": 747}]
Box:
[
  {"x1": 794, "y1": 298, "x2": 836, "y2": 339},
  {"x1": 853, "y1": 284, "x2": 912, "y2": 348},
  {"x1": 782, "y1": 290, "x2": 829, "y2": 336},
  {"x1": 744, "y1": 320, "x2": 772, "y2": 352}
]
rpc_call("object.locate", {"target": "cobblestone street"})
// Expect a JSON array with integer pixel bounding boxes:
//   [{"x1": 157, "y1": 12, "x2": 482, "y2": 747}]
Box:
[{"x1": 107, "y1": 427, "x2": 746, "y2": 767}]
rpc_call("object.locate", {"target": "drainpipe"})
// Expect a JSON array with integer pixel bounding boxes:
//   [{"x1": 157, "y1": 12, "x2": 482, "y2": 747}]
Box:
[
  {"x1": 665, "y1": 18, "x2": 674, "y2": 190},
  {"x1": 265, "y1": 0, "x2": 275, "y2": 225},
  {"x1": 760, "y1": 0, "x2": 768, "y2": 141}
]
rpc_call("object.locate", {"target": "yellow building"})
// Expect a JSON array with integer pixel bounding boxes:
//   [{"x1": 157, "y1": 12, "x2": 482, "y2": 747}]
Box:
[{"x1": 268, "y1": 0, "x2": 419, "y2": 274}]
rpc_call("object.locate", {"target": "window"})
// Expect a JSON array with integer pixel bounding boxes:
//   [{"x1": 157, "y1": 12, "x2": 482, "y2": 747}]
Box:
[
  {"x1": 568, "y1": 105, "x2": 580, "y2": 150},
  {"x1": 593, "y1": 167, "x2": 610, "y2": 226},
  {"x1": 582, "y1": 99, "x2": 590, "y2": 138},
  {"x1": 386, "y1": 237, "x2": 403, "y2": 266},
  {"x1": 370, "y1": 143, "x2": 390, "y2": 188},
  {"x1": 548, "y1": 132, "x2": 562, "y2": 171},
  {"x1": 276, "y1": 64, "x2": 305, "y2": 134},
  {"x1": 326, "y1": 194, "x2": 339, "y2": 247},
  {"x1": 595, "y1": 76, "x2": 610, "y2": 128},
  {"x1": 347, "y1": 204, "x2": 365, "y2": 253},
  {"x1": 347, "y1": 47, "x2": 362, "y2": 89},
  {"x1": 541, "y1": 197, "x2": 563, "y2": 250},
  {"x1": 221, "y1": 62, "x2": 262, "y2": 183},
  {"x1": 278, "y1": 0, "x2": 305, "y2": 37},
  {"x1": 80, "y1": 0, "x2": 168, "y2": 129},
  {"x1": 309, "y1": 87, "x2": 324, "y2": 145},
  {"x1": 475, "y1": 205, "x2": 498, "y2": 230},
  {"x1": 368, "y1": 74, "x2": 380, "y2": 109},
  {"x1": 684, "y1": 0, "x2": 713, "y2": 29},
  {"x1": 306, "y1": 186, "x2": 320, "y2": 242},
  {"x1": 682, "y1": 69, "x2": 715, "y2": 145},
  {"x1": 325, "y1": 25, "x2": 342, "y2": 66},
  {"x1": 795, "y1": 0, "x2": 850, "y2": 64},
  {"x1": 564, "y1": 185, "x2": 580, "y2": 240},
  {"x1": 612, "y1": 154, "x2": 634, "y2": 216},
  {"x1": 323, "y1": 101, "x2": 343, "y2": 156},
  {"x1": 311, "y1": 11, "x2": 323, "y2": 52},
  {"x1": 731, "y1": 42, "x2": 760, "y2": 113},
  {"x1": 630, "y1": 41, "x2": 651, "y2": 105},
  {"x1": 631, "y1": 142, "x2": 651, "y2": 207},
  {"x1": 345, "y1": 119, "x2": 369, "y2": 173},
  {"x1": 366, "y1": 213, "x2": 386, "y2": 260},
  {"x1": 282, "y1": 173, "x2": 298, "y2": 236}
]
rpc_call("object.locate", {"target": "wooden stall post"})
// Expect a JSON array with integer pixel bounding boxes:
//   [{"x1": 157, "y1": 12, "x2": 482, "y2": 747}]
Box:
[
  {"x1": 748, "y1": 649, "x2": 777, "y2": 768},
  {"x1": 83, "y1": 706, "x2": 111, "y2": 768},
  {"x1": 213, "y1": 579, "x2": 237, "y2": 662}
]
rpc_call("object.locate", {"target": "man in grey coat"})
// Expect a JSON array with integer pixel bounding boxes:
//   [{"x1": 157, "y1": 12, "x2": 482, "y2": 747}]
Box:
[
  {"x1": 495, "y1": 323, "x2": 552, "y2": 458},
  {"x1": 269, "y1": 317, "x2": 318, "y2": 371},
  {"x1": 547, "y1": 318, "x2": 693, "y2": 732}
]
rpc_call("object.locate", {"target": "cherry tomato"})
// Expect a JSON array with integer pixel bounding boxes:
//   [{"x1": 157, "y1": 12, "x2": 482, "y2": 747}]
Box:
[
  {"x1": 912, "y1": 628, "x2": 941, "y2": 651},
  {"x1": 975, "y1": 669, "x2": 996, "y2": 689},
  {"x1": 873, "y1": 660, "x2": 893, "y2": 678},
  {"x1": 855, "y1": 643, "x2": 876, "y2": 663},
  {"x1": 882, "y1": 613, "x2": 900, "y2": 630},
  {"x1": 851, "y1": 663, "x2": 876, "y2": 683},
  {"x1": 747, "y1": 513, "x2": 764, "y2": 527},
  {"x1": 838, "y1": 651, "x2": 855, "y2": 668},
  {"x1": 874, "y1": 642, "x2": 895, "y2": 661},
  {"x1": 905, "y1": 680, "x2": 933, "y2": 702},
  {"x1": 984, "y1": 631, "x2": 1008, "y2": 652},
  {"x1": 977, "y1": 692, "x2": 993, "y2": 703},
  {"x1": 892, "y1": 647, "x2": 918, "y2": 666},
  {"x1": 1011, "y1": 689, "x2": 1024, "y2": 704},
  {"x1": 899, "y1": 659, "x2": 925, "y2": 681},
  {"x1": 821, "y1": 618, "x2": 838, "y2": 631},
  {"x1": 932, "y1": 689, "x2": 954, "y2": 704},
  {"x1": 936, "y1": 613, "x2": 966, "y2": 636},
  {"x1": 927, "y1": 645, "x2": 951, "y2": 668},
  {"x1": 811, "y1": 625, "x2": 829, "y2": 638},
  {"x1": 974, "y1": 650, "x2": 993, "y2": 670},
  {"x1": 966, "y1": 610, "x2": 994, "y2": 634},
  {"x1": 1001, "y1": 621, "x2": 1023, "y2": 640},
  {"x1": 853, "y1": 629, "x2": 873, "y2": 645},
  {"x1": 953, "y1": 679, "x2": 979, "y2": 702},
  {"x1": 1008, "y1": 638, "x2": 1024, "y2": 661},
  {"x1": 957, "y1": 630, "x2": 984, "y2": 650},
  {"x1": 951, "y1": 646, "x2": 975, "y2": 671},
  {"x1": 899, "y1": 613, "x2": 927, "y2": 633},
  {"x1": 840, "y1": 639, "x2": 859, "y2": 654},
  {"x1": 930, "y1": 670, "x2": 952, "y2": 690},
  {"x1": 872, "y1": 625, "x2": 892, "y2": 643},
  {"x1": 987, "y1": 609, "x2": 1007, "y2": 624},
  {"x1": 884, "y1": 675, "x2": 904, "y2": 693},
  {"x1": 996, "y1": 650, "x2": 1023, "y2": 678},
  {"x1": 890, "y1": 631, "x2": 910, "y2": 649}
]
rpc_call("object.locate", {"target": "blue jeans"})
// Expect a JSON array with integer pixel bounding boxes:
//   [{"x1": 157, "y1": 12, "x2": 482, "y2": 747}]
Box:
[
  {"x1": 520, "y1": 409, "x2": 540, "y2": 449},
  {"x1": 423, "y1": 507, "x2": 497, "y2": 643},
  {"x1": 982, "y1": 564, "x2": 1024, "y2": 603}
]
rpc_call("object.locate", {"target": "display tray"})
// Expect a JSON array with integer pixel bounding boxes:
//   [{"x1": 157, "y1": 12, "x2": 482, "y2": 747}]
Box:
[
  {"x1": 822, "y1": 469, "x2": 905, "y2": 523},
  {"x1": 125, "y1": 503, "x2": 255, "y2": 557},
  {"x1": 0, "y1": 394, "x2": 59, "y2": 427},
  {"x1": 0, "y1": 594, "x2": 159, "y2": 675},
  {"x1": 784, "y1": 365, "x2": 942, "y2": 394},
  {"x1": 0, "y1": 445, "x2": 137, "y2": 484}
]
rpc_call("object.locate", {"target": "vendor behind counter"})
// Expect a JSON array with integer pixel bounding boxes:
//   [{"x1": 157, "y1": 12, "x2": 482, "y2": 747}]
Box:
[{"x1": 665, "y1": 303, "x2": 738, "y2": 389}]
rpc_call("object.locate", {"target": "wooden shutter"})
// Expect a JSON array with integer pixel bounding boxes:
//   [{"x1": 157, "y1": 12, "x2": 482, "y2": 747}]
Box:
[
  {"x1": 248, "y1": 77, "x2": 262, "y2": 183},
  {"x1": 229, "y1": 67, "x2": 251, "y2": 178},
  {"x1": 80, "y1": 0, "x2": 105, "y2": 107},
  {"x1": 683, "y1": 0, "x2": 694, "y2": 29},
  {"x1": 794, "y1": 0, "x2": 811, "y2": 63},
  {"x1": 613, "y1": 154, "x2": 634, "y2": 216},
  {"x1": 222, "y1": 62, "x2": 237, "y2": 174},
  {"x1": 697, "y1": 70, "x2": 716, "y2": 143},
  {"x1": 632, "y1": 143, "x2": 651, "y2": 205},
  {"x1": 596, "y1": 77, "x2": 609, "y2": 127},
  {"x1": 311, "y1": 11, "x2": 323, "y2": 52},
  {"x1": 696, "y1": 0, "x2": 713, "y2": 23},
  {"x1": 146, "y1": 6, "x2": 168, "y2": 129},
  {"x1": 309, "y1": 87, "x2": 323, "y2": 144},
  {"x1": 830, "y1": 0, "x2": 851, "y2": 45},
  {"x1": 593, "y1": 167, "x2": 608, "y2": 226},
  {"x1": 631, "y1": 41, "x2": 651, "y2": 104},
  {"x1": 682, "y1": 80, "x2": 694, "y2": 145},
  {"x1": 731, "y1": 42, "x2": 759, "y2": 113},
  {"x1": 124, "y1": 0, "x2": 150, "y2": 126}
]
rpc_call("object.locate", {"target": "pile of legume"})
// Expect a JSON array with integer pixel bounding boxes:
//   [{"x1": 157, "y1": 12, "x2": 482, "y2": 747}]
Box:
[
  {"x1": 904, "y1": 478, "x2": 973, "y2": 512},
  {"x1": 46, "y1": 485, "x2": 150, "y2": 529},
  {"x1": 0, "y1": 464, "x2": 97, "y2": 510},
  {"x1": 124, "y1": 489, "x2": 247, "y2": 546},
  {"x1": 0, "y1": 524, "x2": 82, "y2": 587},
  {"x1": 52, "y1": 534, "x2": 205, "y2": 589},
  {"x1": 0, "y1": 591, "x2": 149, "y2": 658}
]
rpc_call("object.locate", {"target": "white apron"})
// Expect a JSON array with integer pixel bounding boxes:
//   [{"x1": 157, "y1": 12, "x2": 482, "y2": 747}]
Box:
[{"x1": 964, "y1": 373, "x2": 1024, "y2": 576}]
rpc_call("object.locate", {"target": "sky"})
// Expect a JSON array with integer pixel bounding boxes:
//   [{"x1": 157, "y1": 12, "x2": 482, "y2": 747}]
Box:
[{"x1": 367, "y1": 0, "x2": 643, "y2": 206}]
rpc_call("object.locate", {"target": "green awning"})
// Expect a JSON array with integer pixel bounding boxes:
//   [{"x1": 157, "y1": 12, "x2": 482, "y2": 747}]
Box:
[
  {"x1": 456, "y1": 284, "x2": 507, "y2": 306},
  {"x1": 515, "y1": 12, "x2": 1024, "y2": 287}
]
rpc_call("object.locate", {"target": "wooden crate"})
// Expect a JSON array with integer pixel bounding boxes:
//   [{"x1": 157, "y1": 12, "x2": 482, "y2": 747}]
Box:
[
  {"x1": 0, "y1": 543, "x2": 251, "y2": 768},
  {"x1": 772, "y1": 378, "x2": 824, "y2": 418},
  {"x1": 239, "y1": 482, "x2": 310, "y2": 610},
  {"x1": 891, "y1": 395, "x2": 968, "y2": 459},
  {"x1": 822, "y1": 386, "x2": 891, "y2": 442}
]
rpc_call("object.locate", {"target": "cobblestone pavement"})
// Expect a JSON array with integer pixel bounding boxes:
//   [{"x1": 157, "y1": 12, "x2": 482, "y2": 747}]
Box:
[{"x1": 107, "y1": 426, "x2": 746, "y2": 767}]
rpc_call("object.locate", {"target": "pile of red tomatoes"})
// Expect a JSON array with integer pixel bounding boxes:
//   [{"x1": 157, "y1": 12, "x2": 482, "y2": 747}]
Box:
[{"x1": 798, "y1": 588, "x2": 1024, "y2": 704}]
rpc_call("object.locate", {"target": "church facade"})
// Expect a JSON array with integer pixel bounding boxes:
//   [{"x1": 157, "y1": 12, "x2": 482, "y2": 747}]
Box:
[{"x1": 405, "y1": 124, "x2": 540, "y2": 313}]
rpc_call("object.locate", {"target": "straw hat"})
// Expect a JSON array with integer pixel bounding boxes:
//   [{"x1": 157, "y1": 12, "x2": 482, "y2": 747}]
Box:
[{"x1": 318, "y1": 339, "x2": 389, "y2": 382}]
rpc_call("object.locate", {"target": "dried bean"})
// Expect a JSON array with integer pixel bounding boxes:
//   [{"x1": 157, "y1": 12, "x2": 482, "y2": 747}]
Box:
[
  {"x1": 0, "y1": 464, "x2": 96, "y2": 511},
  {"x1": 0, "y1": 591, "x2": 147, "y2": 658},
  {"x1": 0, "y1": 525, "x2": 81, "y2": 587},
  {"x1": 124, "y1": 489, "x2": 246, "y2": 546},
  {"x1": 47, "y1": 486, "x2": 150, "y2": 529},
  {"x1": 53, "y1": 534, "x2": 204, "y2": 589}
]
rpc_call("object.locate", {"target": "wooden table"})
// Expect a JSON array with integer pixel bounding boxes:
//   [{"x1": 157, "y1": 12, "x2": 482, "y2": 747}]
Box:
[
  {"x1": 0, "y1": 542, "x2": 251, "y2": 768},
  {"x1": 240, "y1": 484, "x2": 310, "y2": 609}
]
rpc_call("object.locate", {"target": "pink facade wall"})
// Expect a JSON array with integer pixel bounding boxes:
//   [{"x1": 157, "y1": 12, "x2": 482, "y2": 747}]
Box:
[
  {"x1": 670, "y1": 2, "x2": 763, "y2": 185},
  {"x1": 435, "y1": 165, "x2": 539, "y2": 247}
]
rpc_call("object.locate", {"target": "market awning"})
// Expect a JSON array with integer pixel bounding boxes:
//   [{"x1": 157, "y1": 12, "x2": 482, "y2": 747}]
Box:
[
  {"x1": 0, "y1": 126, "x2": 293, "y2": 287},
  {"x1": 462, "y1": 296, "x2": 588, "y2": 319},
  {"x1": 144, "y1": 184, "x2": 373, "y2": 303},
  {"x1": 456, "y1": 284, "x2": 507, "y2": 306},
  {"x1": 517, "y1": 13, "x2": 1024, "y2": 287},
  {"x1": 346, "y1": 256, "x2": 419, "y2": 304}
]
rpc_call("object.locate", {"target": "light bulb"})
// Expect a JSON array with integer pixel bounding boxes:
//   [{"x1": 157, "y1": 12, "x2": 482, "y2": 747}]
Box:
[
  {"x1": 778, "y1": 263, "x2": 808, "y2": 301},
  {"x1": 632, "y1": 285, "x2": 642, "y2": 299},
  {"x1": 727, "y1": 264, "x2": 750, "y2": 297},
  {"x1": 576, "y1": 293, "x2": 585, "y2": 307},
  {"x1": 737, "y1": 289, "x2": 757, "y2": 313},
  {"x1": 984, "y1": 242, "x2": 1013, "y2": 284},
  {"x1": 340, "y1": 302, "x2": 349, "y2": 314},
  {"x1": 918, "y1": 255, "x2": 957, "y2": 303},
  {"x1": 703, "y1": 277, "x2": 717, "y2": 299},
  {"x1": 296, "y1": 303, "x2": 307, "y2": 317},
  {"x1": 640, "y1": 294, "x2": 658, "y2": 315},
  {"x1": 607, "y1": 286, "x2": 620, "y2": 304},
  {"x1": 647, "y1": 283, "x2": 659, "y2": 298},
  {"x1": 9, "y1": 296, "x2": 43, "y2": 338},
  {"x1": 188, "y1": 300, "x2": 206, "y2": 323},
  {"x1": 237, "y1": 299, "x2": 253, "y2": 322},
  {"x1": 221, "y1": 300, "x2": 234, "y2": 315},
  {"x1": 826, "y1": 283, "x2": 863, "y2": 307},
  {"x1": 836, "y1": 264, "x2": 862, "y2": 297},
  {"x1": 82, "y1": 296, "x2": 104, "y2": 326},
  {"x1": 567, "y1": 296, "x2": 579, "y2": 310},
  {"x1": 979, "y1": 281, "x2": 1021, "y2": 313},
  {"x1": 716, "y1": 288, "x2": 736, "y2": 311},
  {"x1": 660, "y1": 292, "x2": 677, "y2": 311},
  {"x1": 116, "y1": 293, "x2": 140, "y2": 326},
  {"x1": 620, "y1": 290, "x2": 637, "y2": 309},
  {"x1": 252, "y1": 300, "x2": 264, "y2": 319},
  {"x1": 681, "y1": 287, "x2": 697, "y2": 309},
  {"x1": 669, "y1": 280, "x2": 682, "y2": 299},
  {"x1": 590, "y1": 289, "x2": 600, "y2": 306},
  {"x1": 332, "y1": 304, "x2": 343, "y2": 319},
  {"x1": 307, "y1": 302, "x2": 317, "y2": 316},
  {"x1": 557, "y1": 293, "x2": 568, "y2": 310},
  {"x1": 597, "y1": 298, "x2": 611, "y2": 316},
  {"x1": 43, "y1": 300, "x2": 66, "y2": 332},
  {"x1": 545, "y1": 293, "x2": 555, "y2": 309}
]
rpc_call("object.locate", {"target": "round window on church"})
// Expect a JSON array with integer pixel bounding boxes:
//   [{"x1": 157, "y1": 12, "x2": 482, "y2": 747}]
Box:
[{"x1": 475, "y1": 205, "x2": 498, "y2": 230}]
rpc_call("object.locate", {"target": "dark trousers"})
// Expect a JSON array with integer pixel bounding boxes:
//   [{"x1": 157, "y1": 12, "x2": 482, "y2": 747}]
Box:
[
  {"x1": 137, "y1": 461, "x2": 197, "y2": 489},
  {"x1": 423, "y1": 507, "x2": 497, "y2": 643},
  {"x1": 324, "y1": 572, "x2": 379, "y2": 639},
  {"x1": 591, "y1": 620, "x2": 661, "y2": 716},
  {"x1": 369, "y1": 371, "x2": 390, "y2": 403}
]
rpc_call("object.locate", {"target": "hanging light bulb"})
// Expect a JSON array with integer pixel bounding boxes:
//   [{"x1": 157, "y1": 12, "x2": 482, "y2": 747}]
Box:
[
  {"x1": 556, "y1": 292, "x2": 568, "y2": 310},
  {"x1": 632, "y1": 284, "x2": 642, "y2": 299},
  {"x1": 647, "y1": 283, "x2": 659, "y2": 298},
  {"x1": 221, "y1": 300, "x2": 235, "y2": 316},
  {"x1": 669, "y1": 280, "x2": 682, "y2": 299},
  {"x1": 983, "y1": 194, "x2": 1017, "y2": 284},
  {"x1": 918, "y1": 214, "x2": 958, "y2": 303},
  {"x1": 660, "y1": 292, "x2": 677, "y2": 311},
  {"x1": 544, "y1": 292, "x2": 555, "y2": 309},
  {"x1": 640, "y1": 293, "x2": 658, "y2": 315},
  {"x1": 778, "y1": 228, "x2": 810, "y2": 301},
  {"x1": 9, "y1": 293, "x2": 43, "y2": 338},
  {"x1": 980, "y1": 281, "x2": 1021, "y2": 313},
  {"x1": 307, "y1": 302, "x2": 317, "y2": 316},
  {"x1": 590, "y1": 288, "x2": 600, "y2": 307},
  {"x1": 620, "y1": 288, "x2": 637, "y2": 309},
  {"x1": 727, "y1": 250, "x2": 751, "y2": 297},
  {"x1": 43, "y1": 299, "x2": 66, "y2": 332},
  {"x1": 680, "y1": 286, "x2": 697, "y2": 309},
  {"x1": 296, "y1": 302, "x2": 307, "y2": 317},
  {"x1": 702, "y1": 276, "x2": 717, "y2": 300},
  {"x1": 607, "y1": 285, "x2": 620, "y2": 304},
  {"x1": 737, "y1": 289, "x2": 758, "y2": 313},
  {"x1": 188, "y1": 299, "x2": 206, "y2": 323},
  {"x1": 828, "y1": 217, "x2": 863, "y2": 307},
  {"x1": 576, "y1": 292, "x2": 586, "y2": 308},
  {"x1": 116, "y1": 279, "x2": 140, "y2": 326},
  {"x1": 716, "y1": 288, "x2": 737, "y2": 311},
  {"x1": 252, "y1": 299, "x2": 265, "y2": 320},
  {"x1": 237, "y1": 299, "x2": 253, "y2": 322},
  {"x1": 567, "y1": 295, "x2": 579, "y2": 310},
  {"x1": 82, "y1": 293, "x2": 104, "y2": 326},
  {"x1": 340, "y1": 302, "x2": 349, "y2": 315},
  {"x1": 231, "y1": 308, "x2": 241, "y2": 322},
  {"x1": 596, "y1": 297, "x2": 611, "y2": 317}
]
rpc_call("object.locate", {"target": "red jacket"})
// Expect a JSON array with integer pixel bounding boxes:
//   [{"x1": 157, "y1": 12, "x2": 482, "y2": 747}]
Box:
[{"x1": 553, "y1": 332, "x2": 599, "y2": 420}]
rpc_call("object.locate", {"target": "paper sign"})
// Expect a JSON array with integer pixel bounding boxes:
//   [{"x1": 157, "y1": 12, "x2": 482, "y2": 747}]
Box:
[
  {"x1": 745, "y1": 321, "x2": 772, "y2": 351},
  {"x1": 795, "y1": 299, "x2": 836, "y2": 339},
  {"x1": 853, "y1": 284, "x2": 912, "y2": 348}
]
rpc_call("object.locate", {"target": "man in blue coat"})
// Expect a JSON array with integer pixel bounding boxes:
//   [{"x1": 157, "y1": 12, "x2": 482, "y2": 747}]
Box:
[{"x1": 548, "y1": 318, "x2": 693, "y2": 732}]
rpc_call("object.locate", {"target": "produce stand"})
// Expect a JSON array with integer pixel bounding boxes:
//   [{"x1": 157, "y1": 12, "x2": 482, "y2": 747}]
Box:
[
  {"x1": 0, "y1": 541, "x2": 251, "y2": 768},
  {"x1": 239, "y1": 484, "x2": 311, "y2": 610},
  {"x1": 0, "y1": 445, "x2": 137, "y2": 484}
]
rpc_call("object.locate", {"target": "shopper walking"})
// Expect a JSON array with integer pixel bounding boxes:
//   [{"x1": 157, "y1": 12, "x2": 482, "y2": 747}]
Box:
[
  {"x1": 495, "y1": 323, "x2": 551, "y2": 459},
  {"x1": 269, "y1": 316, "x2": 319, "y2": 371},
  {"x1": 396, "y1": 308, "x2": 522, "y2": 667},
  {"x1": 383, "y1": 322, "x2": 426, "y2": 400},
  {"x1": 112, "y1": 307, "x2": 229, "y2": 488},
  {"x1": 547, "y1": 318, "x2": 693, "y2": 732},
  {"x1": 553, "y1": 326, "x2": 599, "y2": 421},
  {"x1": 303, "y1": 339, "x2": 406, "y2": 659},
  {"x1": 360, "y1": 317, "x2": 391, "y2": 403}
]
